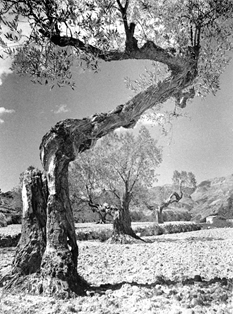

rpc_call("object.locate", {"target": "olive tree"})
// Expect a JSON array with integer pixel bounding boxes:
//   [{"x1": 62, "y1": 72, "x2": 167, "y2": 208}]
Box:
[
  {"x1": 69, "y1": 126, "x2": 161, "y2": 241},
  {"x1": 172, "y1": 170, "x2": 197, "y2": 195},
  {"x1": 0, "y1": 0, "x2": 232, "y2": 297},
  {"x1": 156, "y1": 170, "x2": 197, "y2": 223},
  {"x1": 144, "y1": 170, "x2": 196, "y2": 223}
]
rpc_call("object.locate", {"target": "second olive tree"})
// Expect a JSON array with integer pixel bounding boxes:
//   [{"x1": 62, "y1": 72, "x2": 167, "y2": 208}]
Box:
[{"x1": 69, "y1": 126, "x2": 162, "y2": 242}]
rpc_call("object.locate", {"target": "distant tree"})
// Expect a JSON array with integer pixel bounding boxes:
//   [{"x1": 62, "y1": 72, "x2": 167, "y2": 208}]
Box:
[
  {"x1": 69, "y1": 152, "x2": 115, "y2": 224},
  {"x1": 87, "y1": 201, "x2": 113, "y2": 224},
  {"x1": 1, "y1": 0, "x2": 232, "y2": 297},
  {"x1": 69, "y1": 126, "x2": 162, "y2": 241},
  {"x1": 156, "y1": 182, "x2": 184, "y2": 223},
  {"x1": 145, "y1": 170, "x2": 196, "y2": 223},
  {"x1": 156, "y1": 170, "x2": 197, "y2": 222},
  {"x1": 172, "y1": 170, "x2": 197, "y2": 196}
]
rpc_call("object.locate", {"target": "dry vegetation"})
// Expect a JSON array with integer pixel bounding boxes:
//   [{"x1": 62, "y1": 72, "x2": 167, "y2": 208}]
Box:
[{"x1": 0, "y1": 223, "x2": 233, "y2": 313}]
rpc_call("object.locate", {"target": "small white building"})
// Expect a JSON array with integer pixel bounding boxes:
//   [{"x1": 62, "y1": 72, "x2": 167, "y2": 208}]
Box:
[{"x1": 205, "y1": 214, "x2": 226, "y2": 224}]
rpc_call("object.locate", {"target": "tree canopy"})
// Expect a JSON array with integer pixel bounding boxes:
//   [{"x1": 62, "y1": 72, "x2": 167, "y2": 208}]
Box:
[
  {"x1": 172, "y1": 170, "x2": 197, "y2": 192},
  {"x1": 0, "y1": 0, "x2": 232, "y2": 105},
  {"x1": 69, "y1": 126, "x2": 162, "y2": 211}
]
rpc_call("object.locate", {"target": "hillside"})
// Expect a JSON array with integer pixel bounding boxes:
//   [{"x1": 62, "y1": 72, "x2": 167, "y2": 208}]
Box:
[
  {"x1": 2, "y1": 174, "x2": 233, "y2": 225},
  {"x1": 0, "y1": 190, "x2": 22, "y2": 226},
  {"x1": 150, "y1": 174, "x2": 233, "y2": 222},
  {"x1": 190, "y1": 175, "x2": 233, "y2": 221}
]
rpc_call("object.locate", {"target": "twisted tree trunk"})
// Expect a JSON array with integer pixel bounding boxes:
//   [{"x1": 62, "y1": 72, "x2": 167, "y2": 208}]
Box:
[
  {"x1": 2, "y1": 169, "x2": 47, "y2": 291},
  {"x1": 3, "y1": 45, "x2": 199, "y2": 297},
  {"x1": 108, "y1": 191, "x2": 142, "y2": 243},
  {"x1": 88, "y1": 200, "x2": 112, "y2": 224},
  {"x1": 156, "y1": 190, "x2": 184, "y2": 224}
]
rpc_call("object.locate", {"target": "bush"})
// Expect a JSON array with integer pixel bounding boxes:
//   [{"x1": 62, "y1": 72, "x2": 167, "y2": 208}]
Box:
[
  {"x1": 162, "y1": 210, "x2": 191, "y2": 222},
  {"x1": 146, "y1": 222, "x2": 201, "y2": 236},
  {"x1": 130, "y1": 211, "x2": 149, "y2": 222},
  {"x1": 212, "y1": 220, "x2": 233, "y2": 228},
  {"x1": 147, "y1": 223, "x2": 164, "y2": 235},
  {"x1": 74, "y1": 222, "x2": 201, "y2": 242},
  {"x1": 75, "y1": 228, "x2": 112, "y2": 242}
]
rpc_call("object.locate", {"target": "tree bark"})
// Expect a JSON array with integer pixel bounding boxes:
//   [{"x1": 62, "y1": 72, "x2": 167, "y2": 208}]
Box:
[
  {"x1": 154, "y1": 207, "x2": 164, "y2": 224},
  {"x1": 2, "y1": 169, "x2": 47, "y2": 290},
  {"x1": 156, "y1": 191, "x2": 184, "y2": 224},
  {"x1": 108, "y1": 192, "x2": 143, "y2": 244},
  {"x1": 3, "y1": 158, "x2": 87, "y2": 297},
  {"x1": 38, "y1": 136, "x2": 87, "y2": 297},
  {"x1": 88, "y1": 200, "x2": 112, "y2": 224}
]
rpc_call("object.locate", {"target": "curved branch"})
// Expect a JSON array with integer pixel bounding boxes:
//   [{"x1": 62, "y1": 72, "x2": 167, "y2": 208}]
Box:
[
  {"x1": 159, "y1": 190, "x2": 183, "y2": 212},
  {"x1": 88, "y1": 200, "x2": 99, "y2": 210},
  {"x1": 38, "y1": 28, "x2": 188, "y2": 71},
  {"x1": 40, "y1": 46, "x2": 199, "y2": 174},
  {"x1": 39, "y1": 47, "x2": 199, "y2": 232}
]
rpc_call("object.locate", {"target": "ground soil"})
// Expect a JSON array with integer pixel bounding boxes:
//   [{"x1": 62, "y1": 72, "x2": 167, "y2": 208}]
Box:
[{"x1": 1, "y1": 225, "x2": 233, "y2": 313}]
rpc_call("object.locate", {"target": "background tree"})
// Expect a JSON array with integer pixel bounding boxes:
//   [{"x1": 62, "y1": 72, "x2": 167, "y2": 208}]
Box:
[
  {"x1": 69, "y1": 126, "x2": 162, "y2": 241},
  {"x1": 156, "y1": 170, "x2": 197, "y2": 222},
  {"x1": 145, "y1": 170, "x2": 197, "y2": 223},
  {"x1": 69, "y1": 150, "x2": 115, "y2": 224},
  {"x1": 0, "y1": 0, "x2": 232, "y2": 297},
  {"x1": 172, "y1": 170, "x2": 197, "y2": 197}
]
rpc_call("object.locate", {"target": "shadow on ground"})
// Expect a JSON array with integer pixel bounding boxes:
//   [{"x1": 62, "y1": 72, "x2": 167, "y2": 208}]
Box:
[
  {"x1": 91, "y1": 276, "x2": 231, "y2": 294},
  {"x1": 144, "y1": 236, "x2": 224, "y2": 243}
]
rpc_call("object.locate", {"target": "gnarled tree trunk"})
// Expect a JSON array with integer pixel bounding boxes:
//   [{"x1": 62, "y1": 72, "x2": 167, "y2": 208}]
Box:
[
  {"x1": 88, "y1": 200, "x2": 113, "y2": 224},
  {"x1": 2, "y1": 169, "x2": 47, "y2": 291},
  {"x1": 3, "y1": 45, "x2": 199, "y2": 297},
  {"x1": 156, "y1": 191, "x2": 184, "y2": 224},
  {"x1": 3, "y1": 145, "x2": 88, "y2": 298},
  {"x1": 108, "y1": 191, "x2": 143, "y2": 243},
  {"x1": 38, "y1": 132, "x2": 87, "y2": 297},
  {"x1": 154, "y1": 207, "x2": 164, "y2": 224}
]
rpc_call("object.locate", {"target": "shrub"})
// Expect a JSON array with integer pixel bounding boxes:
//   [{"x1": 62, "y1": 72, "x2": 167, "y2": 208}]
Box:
[
  {"x1": 148, "y1": 222, "x2": 201, "y2": 236},
  {"x1": 74, "y1": 222, "x2": 201, "y2": 242},
  {"x1": 163, "y1": 210, "x2": 191, "y2": 222},
  {"x1": 75, "y1": 228, "x2": 112, "y2": 241},
  {"x1": 130, "y1": 211, "x2": 148, "y2": 222},
  {"x1": 212, "y1": 220, "x2": 233, "y2": 228},
  {"x1": 140, "y1": 223, "x2": 161, "y2": 235}
]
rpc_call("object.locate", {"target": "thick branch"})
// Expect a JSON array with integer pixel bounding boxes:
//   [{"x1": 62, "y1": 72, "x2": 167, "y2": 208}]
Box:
[
  {"x1": 159, "y1": 179, "x2": 184, "y2": 212},
  {"x1": 105, "y1": 187, "x2": 121, "y2": 200},
  {"x1": 159, "y1": 191, "x2": 183, "y2": 212},
  {"x1": 88, "y1": 199, "x2": 99, "y2": 210},
  {"x1": 88, "y1": 200, "x2": 113, "y2": 224},
  {"x1": 40, "y1": 46, "x2": 199, "y2": 178},
  {"x1": 39, "y1": 29, "x2": 187, "y2": 71}
]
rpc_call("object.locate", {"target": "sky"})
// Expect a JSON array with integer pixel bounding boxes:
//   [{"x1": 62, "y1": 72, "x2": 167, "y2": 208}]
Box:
[{"x1": 0, "y1": 54, "x2": 233, "y2": 192}]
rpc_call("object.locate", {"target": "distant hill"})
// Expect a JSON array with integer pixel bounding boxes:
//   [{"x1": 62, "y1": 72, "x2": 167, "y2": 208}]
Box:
[
  {"x1": 149, "y1": 174, "x2": 233, "y2": 222},
  {"x1": 0, "y1": 190, "x2": 22, "y2": 226},
  {"x1": 2, "y1": 174, "x2": 233, "y2": 225},
  {"x1": 146, "y1": 184, "x2": 194, "y2": 222},
  {"x1": 190, "y1": 175, "x2": 233, "y2": 221}
]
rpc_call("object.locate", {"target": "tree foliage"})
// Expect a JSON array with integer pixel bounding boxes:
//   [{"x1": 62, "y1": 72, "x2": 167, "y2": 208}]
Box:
[
  {"x1": 0, "y1": 0, "x2": 232, "y2": 97},
  {"x1": 69, "y1": 126, "x2": 162, "y2": 212},
  {"x1": 172, "y1": 169, "x2": 197, "y2": 196},
  {"x1": 144, "y1": 170, "x2": 197, "y2": 216}
]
